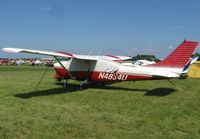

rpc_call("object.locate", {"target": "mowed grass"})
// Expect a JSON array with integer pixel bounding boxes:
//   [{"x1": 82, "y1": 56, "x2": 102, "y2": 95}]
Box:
[{"x1": 0, "y1": 66, "x2": 200, "y2": 139}]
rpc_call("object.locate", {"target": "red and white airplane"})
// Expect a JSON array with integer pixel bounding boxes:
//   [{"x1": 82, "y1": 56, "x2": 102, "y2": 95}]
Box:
[{"x1": 2, "y1": 40, "x2": 198, "y2": 88}]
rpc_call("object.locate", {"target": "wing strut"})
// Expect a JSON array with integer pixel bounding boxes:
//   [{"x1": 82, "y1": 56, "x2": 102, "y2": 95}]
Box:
[{"x1": 54, "y1": 56, "x2": 75, "y2": 79}]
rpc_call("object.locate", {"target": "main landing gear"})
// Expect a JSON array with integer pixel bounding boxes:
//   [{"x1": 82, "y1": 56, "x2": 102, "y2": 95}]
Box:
[
  {"x1": 63, "y1": 79, "x2": 68, "y2": 87},
  {"x1": 56, "y1": 77, "x2": 105, "y2": 91},
  {"x1": 75, "y1": 79, "x2": 89, "y2": 90},
  {"x1": 75, "y1": 80, "x2": 106, "y2": 90},
  {"x1": 55, "y1": 76, "x2": 68, "y2": 87}
]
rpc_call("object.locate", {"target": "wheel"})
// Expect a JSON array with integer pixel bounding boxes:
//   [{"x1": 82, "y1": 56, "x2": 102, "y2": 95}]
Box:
[
  {"x1": 75, "y1": 86, "x2": 83, "y2": 90},
  {"x1": 57, "y1": 77, "x2": 62, "y2": 82}
]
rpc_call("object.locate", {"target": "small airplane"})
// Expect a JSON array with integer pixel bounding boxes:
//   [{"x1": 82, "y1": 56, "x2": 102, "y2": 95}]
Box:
[
  {"x1": 122, "y1": 59, "x2": 156, "y2": 67},
  {"x1": 32, "y1": 59, "x2": 42, "y2": 66},
  {"x1": 0, "y1": 59, "x2": 10, "y2": 65},
  {"x1": 2, "y1": 39, "x2": 198, "y2": 88}
]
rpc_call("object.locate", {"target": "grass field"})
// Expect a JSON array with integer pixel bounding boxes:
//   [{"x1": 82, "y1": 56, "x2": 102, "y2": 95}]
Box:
[{"x1": 0, "y1": 66, "x2": 200, "y2": 139}]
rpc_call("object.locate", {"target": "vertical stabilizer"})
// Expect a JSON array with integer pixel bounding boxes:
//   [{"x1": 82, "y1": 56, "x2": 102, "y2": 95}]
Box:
[{"x1": 148, "y1": 40, "x2": 198, "y2": 68}]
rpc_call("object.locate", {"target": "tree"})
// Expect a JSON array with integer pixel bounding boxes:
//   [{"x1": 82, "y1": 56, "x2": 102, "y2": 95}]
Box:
[{"x1": 132, "y1": 55, "x2": 160, "y2": 62}]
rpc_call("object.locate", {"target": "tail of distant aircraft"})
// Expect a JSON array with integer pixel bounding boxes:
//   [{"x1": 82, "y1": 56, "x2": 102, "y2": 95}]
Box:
[
  {"x1": 182, "y1": 56, "x2": 199, "y2": 73},
  {"x1": 148, "y1": 40, "x2": 198, "y2": 68}
]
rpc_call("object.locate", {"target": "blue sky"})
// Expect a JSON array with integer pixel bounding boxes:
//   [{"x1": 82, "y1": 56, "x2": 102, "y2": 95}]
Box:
[{"x1": 0, "y1": 0, "x2": 200, "y2": 58}]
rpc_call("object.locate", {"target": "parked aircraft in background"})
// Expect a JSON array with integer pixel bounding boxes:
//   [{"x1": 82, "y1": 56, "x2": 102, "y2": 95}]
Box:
[
  {"x1": 2, "y1": 40, "x2": 198, "y2": 88},
  {"x1": 122, "y1": 59, "x2": 156, "y2": 67},
  {"x1": 32, "y1": 59, "x2": 42, "y2": 66},
  {"x1": 0, "y1": 59, "x2": 10, "y2": 65},
  {"x1": 182, "y1": 56, "x2": 199, "y2": 74}
]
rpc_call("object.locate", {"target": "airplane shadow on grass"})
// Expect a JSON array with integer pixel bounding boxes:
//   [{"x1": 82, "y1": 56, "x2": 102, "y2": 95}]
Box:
[
  {"x1": 144, "y1": 88, "x2": 176, "y2": 96},
  {"x1": 14, "y1": 83, "x2": 177, "y2": 99}
]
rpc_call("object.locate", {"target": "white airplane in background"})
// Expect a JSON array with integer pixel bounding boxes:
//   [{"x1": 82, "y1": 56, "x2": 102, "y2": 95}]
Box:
[
  {"x1": 2, "y1": 39, "x2": 198, "y2": 88},
  {"x1": 122, "y1": 60, "x2": 156, "y2": 67},
  {"x1": 33, "y1": 59, "x2": 42, "y2": 65}
]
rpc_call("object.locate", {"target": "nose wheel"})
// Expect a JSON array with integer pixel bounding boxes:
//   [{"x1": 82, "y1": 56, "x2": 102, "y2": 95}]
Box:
[{"x1": 56, "y1": 77, "x2": 62, "y2": 83}]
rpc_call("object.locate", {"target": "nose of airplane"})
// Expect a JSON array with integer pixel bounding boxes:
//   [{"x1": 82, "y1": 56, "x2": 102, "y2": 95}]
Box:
[{"x1": 53, "y1": 62, "x2": 69, "y2": 79}]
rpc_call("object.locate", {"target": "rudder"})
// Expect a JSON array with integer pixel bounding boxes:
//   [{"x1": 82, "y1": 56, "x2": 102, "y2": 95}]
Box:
[{"x1": 148, "y1": 40, "x2": 198, "y2": 68}]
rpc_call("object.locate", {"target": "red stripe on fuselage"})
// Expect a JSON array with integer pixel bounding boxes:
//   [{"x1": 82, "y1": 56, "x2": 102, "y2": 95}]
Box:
[{"x1": 54, "y1": 67, "x2": 153, "y2": 81}]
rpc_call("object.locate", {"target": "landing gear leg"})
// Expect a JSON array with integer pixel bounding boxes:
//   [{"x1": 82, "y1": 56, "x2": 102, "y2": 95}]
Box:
[
  {"x1": 63, "y1": 79, "x2": 68, "y2": 87},
  {"x1": 76, "y1": 79, "x2": 89, "y2": 90}
]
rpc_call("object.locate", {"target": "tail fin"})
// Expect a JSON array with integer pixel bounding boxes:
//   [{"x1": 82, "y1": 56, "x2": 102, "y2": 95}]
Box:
[{"x1": 148, "y1": 40, "x2": 198, "y2": 68}]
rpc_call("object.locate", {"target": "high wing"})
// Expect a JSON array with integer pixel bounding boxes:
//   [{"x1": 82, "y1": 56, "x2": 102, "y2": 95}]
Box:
[
  {"x1": 104, "y1": 55, "x2": 131, "y2": 62},
  {"x1": 2, "y1": 47, "x2": 76, "y2": 58},
  {"x1": 2, "y1": 48, "x2": 100, "y2": 61},
  {"x1": 2, "y1": 48, "x2": 131, "y2": 61}
]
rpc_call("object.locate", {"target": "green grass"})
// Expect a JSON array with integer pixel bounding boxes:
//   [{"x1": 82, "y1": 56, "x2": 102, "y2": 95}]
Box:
[{"x1": 0, "y1": 66, "x2": 200, "y2": 139}]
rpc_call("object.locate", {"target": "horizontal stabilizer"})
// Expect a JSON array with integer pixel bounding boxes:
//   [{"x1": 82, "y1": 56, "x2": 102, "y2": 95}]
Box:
[{"x1": 182, "y1": 56, "x2": 199, "y2": 73}]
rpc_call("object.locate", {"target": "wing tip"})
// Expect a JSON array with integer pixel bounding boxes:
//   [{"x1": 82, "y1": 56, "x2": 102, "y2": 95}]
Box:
[{"x1": 2, "y1": 48, "x2": 18, "y2": 53}]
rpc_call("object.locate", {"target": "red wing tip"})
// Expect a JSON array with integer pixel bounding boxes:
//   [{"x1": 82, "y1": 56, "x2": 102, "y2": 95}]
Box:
[{"x1": 56, "y1": 51, "x2": 75, "y2": 57}]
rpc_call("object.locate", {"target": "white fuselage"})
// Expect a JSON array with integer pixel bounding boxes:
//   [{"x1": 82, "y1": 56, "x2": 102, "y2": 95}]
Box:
[{"x1": 54, "y1": 59, "x2": 182, "y2": 81}]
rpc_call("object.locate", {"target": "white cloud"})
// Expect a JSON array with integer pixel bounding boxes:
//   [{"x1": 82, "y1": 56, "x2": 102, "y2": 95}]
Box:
[
  {"x1": 170, "y1": 25, "x2": 183, "y2": 30},
  {"x1": 168, "y1": 45, "x2": 174, "y2": 50},
  {"x1": 40, "y1": 7, "x2": 53, "y2": 11},
  {"x1": 146, "y1": 48, "x2": 155, "y2": 53},
  {"x1": 124, "y1": 47, "x2": 137, "y2": 52}
]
